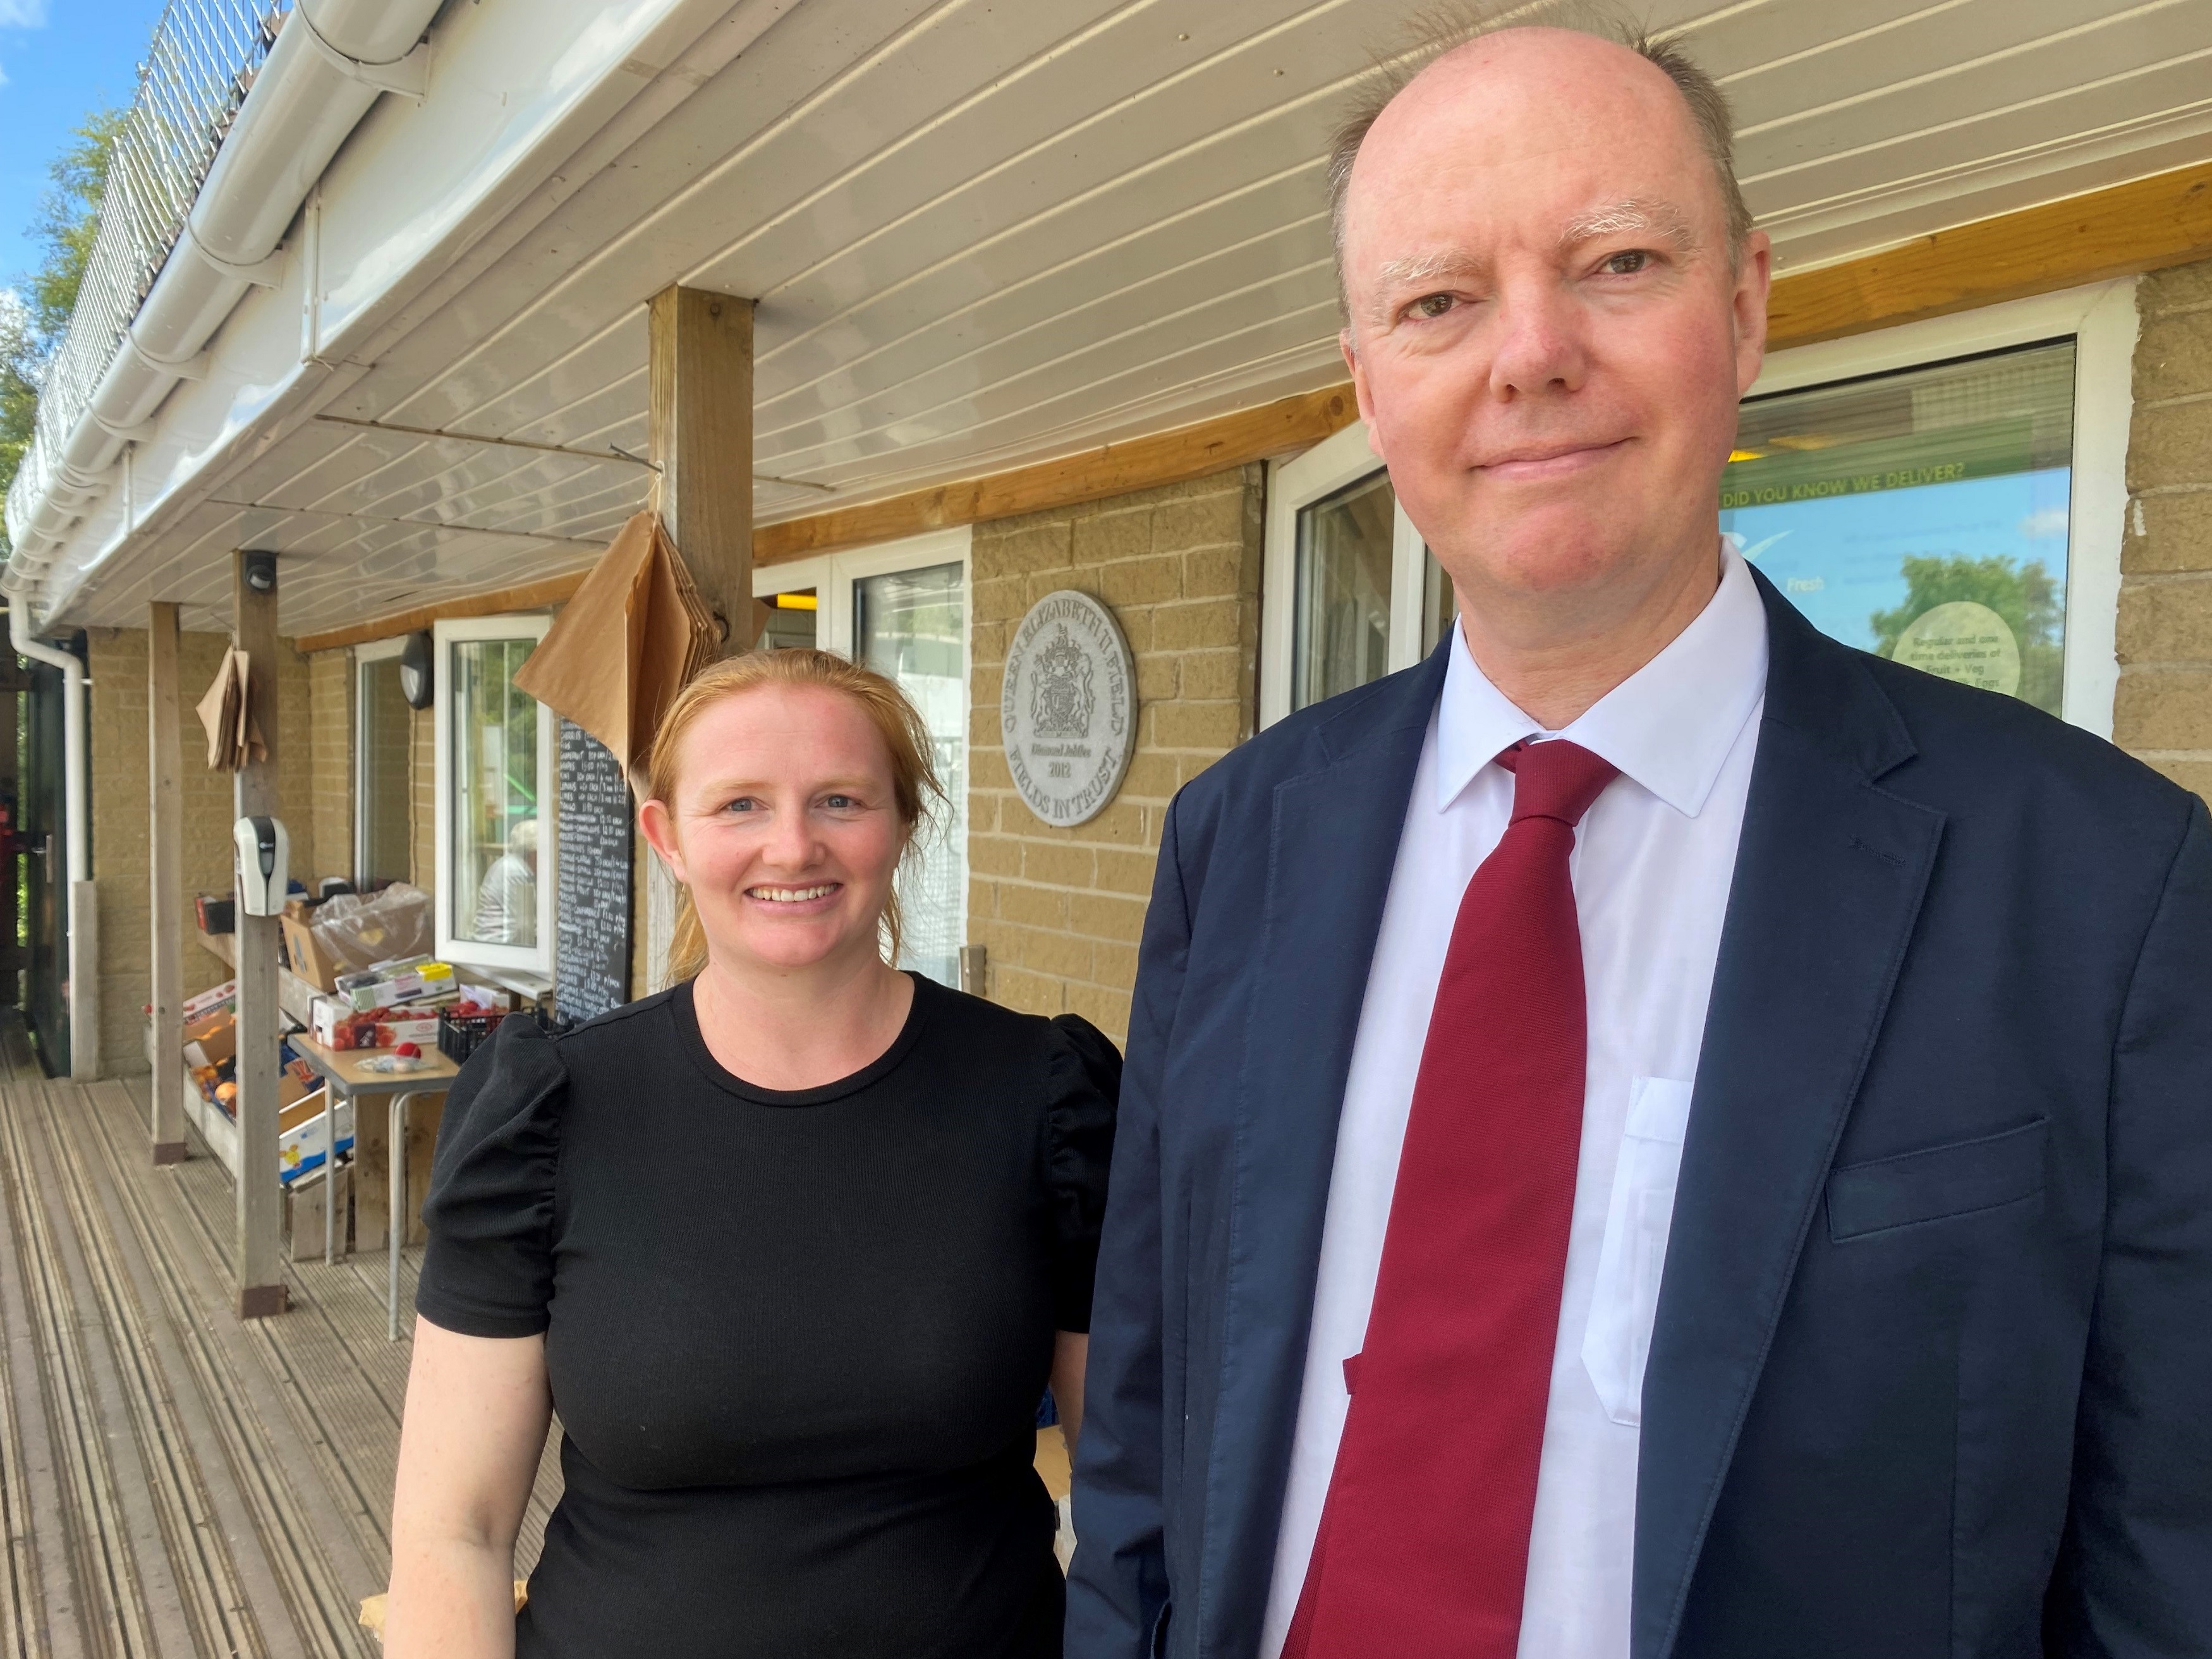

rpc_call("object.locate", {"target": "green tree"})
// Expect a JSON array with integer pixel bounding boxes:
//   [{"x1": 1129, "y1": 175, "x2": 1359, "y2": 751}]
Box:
[
  {"x1": 1871, "y1": 551, "x2": 2064, "y2": 713},
  {"x1": 1, "y1": 108, "x2": 127, "y2": 555}
]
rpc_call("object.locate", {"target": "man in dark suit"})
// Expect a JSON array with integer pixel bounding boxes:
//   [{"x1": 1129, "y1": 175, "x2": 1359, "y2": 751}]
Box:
[{"x1": 1067, "y1": 15, "x2": 2212, "y2": 1659}]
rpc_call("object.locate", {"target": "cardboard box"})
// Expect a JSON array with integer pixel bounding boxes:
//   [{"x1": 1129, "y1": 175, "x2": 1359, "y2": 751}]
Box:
[
  {"x1": 183, "y1": 1010, "x2": 236, "y2": 1071},
  {"x1": 337, "y1": 960, "x2": 455, "y2": 1012},
  {"x1": 278, "y1": 1088, "x2": 354, "y2": 1186},
  {"x1": 195, "y1": 893, "x2": 235, "y2": 935},
  {"x1": 277, "y1": 1057, "x2": 316, "y2": 1111},
  {"x1": 311, "y1": 995, "x2": 377, "y2": 1049},
  {"x1": 375, "y1": 1016, "x2": 441, "y2": 1048},
  {"x1": 278, "y1": 913, "x2": 341, "y2": 994},
  {"x1": 182, "y1": 979, "x2": 236, "y2": 1023}
]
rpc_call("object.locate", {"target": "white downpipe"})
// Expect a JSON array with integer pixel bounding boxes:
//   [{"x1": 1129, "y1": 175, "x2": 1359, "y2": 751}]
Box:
[
  {"x1": 8, "y1": 601, "x2": 93, "y2": 1075},
  {"x1": 2, "y1": 0, "x2": 444, "y2": 600}
]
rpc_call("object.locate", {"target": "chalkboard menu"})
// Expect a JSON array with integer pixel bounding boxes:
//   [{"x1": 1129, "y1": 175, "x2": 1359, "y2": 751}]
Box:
[{"x1": 556, "y1": 719, "x2": 633, "y2": 1022}]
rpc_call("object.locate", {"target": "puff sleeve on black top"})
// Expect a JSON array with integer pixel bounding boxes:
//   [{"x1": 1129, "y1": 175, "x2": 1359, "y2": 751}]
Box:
[
  {"x1": 1043, "y1": 1014, "x2": 1121, "y2": 1333},
  {"x1": 416, "y1": 1015, "x2": 566, "y2": 1339}
]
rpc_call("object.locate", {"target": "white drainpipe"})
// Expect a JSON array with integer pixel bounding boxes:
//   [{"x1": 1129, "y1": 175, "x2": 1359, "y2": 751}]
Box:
[
  {"x1": 2, "y1": 0, "x2": 444, "y2": 593},
  {"x1": 8, "y1": 601, "x2": 92, "y2": 1076}
]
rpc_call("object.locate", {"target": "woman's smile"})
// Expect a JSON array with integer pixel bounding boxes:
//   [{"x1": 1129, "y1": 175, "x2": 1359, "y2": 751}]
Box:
[{"x1": 744, "y1": 881, "x2": 844, "y2": 911}]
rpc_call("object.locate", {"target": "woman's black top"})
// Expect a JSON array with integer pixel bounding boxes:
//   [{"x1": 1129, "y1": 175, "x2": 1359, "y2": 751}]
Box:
[{"x1": 415, "y1": 974, "x2": 1119, "y2": 1659}]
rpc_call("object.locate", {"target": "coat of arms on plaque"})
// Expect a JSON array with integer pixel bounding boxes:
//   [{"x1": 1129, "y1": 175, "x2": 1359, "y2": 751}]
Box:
[
  {"x1": 1030, "y1": 623, "x2": 1095, "y2": 739},
  {"x1": 1001, "y1": 590, "x2": 1137, "y2": 828}
]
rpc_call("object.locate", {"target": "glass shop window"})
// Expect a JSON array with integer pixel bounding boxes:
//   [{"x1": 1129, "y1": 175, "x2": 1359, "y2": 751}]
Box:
[
  {"x1": 433, "y1": 616, "x2": 553, "y2": 973},
  {"x1": 1722, "y1": 340, "x2": 2076, "y2": 714}
]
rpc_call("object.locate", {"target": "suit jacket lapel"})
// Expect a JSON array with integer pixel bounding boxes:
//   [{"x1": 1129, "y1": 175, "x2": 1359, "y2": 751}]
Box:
[
  {"x1": 1634, "y1": 576, "x2": 1946, "y2": 1659},
  {"x1": 1196, "y1": 651, "x2": 1447, "y2": 1657}
]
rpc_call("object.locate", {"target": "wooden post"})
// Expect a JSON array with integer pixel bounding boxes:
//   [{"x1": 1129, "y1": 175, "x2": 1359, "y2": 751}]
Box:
[
  {"x1": 643, "y1": 284, "x2": 754, "y2": 988},
  {"x1": 648, "y1": 284, "x2": 755, "y2": 648},
  {"x1": 233, "y1": 552, "x2": 286, "y2": 1319},
  {"x1": 148, "y1": 602, "x2": 186, "y2": 1164}
]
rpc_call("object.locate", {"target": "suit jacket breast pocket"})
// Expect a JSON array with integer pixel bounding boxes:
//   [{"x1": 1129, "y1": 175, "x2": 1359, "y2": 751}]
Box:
[{"x1": 1826, "y1": 1117, "x2": 2048, "y2": 1244}]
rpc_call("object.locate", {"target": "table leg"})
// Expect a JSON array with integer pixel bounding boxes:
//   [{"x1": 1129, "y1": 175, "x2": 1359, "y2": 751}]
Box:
[
  {"x1": 388, "y1": 1092, "x2": 405, "y2": 1342},
  {"x1": 322, "y1": 1094, "x2": 337, "y2": 1268}
]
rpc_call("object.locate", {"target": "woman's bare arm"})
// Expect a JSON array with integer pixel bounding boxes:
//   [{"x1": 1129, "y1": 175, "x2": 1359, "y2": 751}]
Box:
[
  {"x1": 386, "y1": 1319, "x2": 553, "y2": 1658},
  {"x1": 1051, "y1": 1331, "x2": 1089, "y2": 1455}
]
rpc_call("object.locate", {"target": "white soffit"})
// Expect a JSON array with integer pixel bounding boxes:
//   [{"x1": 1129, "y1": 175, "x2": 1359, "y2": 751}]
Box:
[{"x1": 51, "y1": 0, "x2": 2212, "y2": 636}]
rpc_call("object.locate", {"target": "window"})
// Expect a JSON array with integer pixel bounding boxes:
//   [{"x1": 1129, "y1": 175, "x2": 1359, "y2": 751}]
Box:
[
  {"x1": 433, "y1": 615, "x2": 554, "y2": 974},
  {"x1": 1262, "y1": 422, "x2": 1451, "y2": 726},
  {"x1": 1262, "y1": 281, "x2": 2134, "y2": 736},
  {"x1": 854, "y1": 562, "x2": 966, "y2": 987},
  {"x1": 1741, "y1": 281, "x2": 2132, "y2": 733},
  {"x1": 754, "y1": 528, "x2": 971, "y2": 986},
  {"x1": 354, "y1": 637, "x2": 414, "y2": 887}
]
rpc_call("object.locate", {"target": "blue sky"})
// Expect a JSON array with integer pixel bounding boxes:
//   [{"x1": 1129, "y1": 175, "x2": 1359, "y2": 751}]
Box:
[{"x1": 0, "y1": 0, "x2": 168, "y2": 293}]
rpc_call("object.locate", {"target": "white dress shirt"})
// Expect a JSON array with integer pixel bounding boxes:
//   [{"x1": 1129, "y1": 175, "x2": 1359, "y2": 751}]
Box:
[{"x1": 1259, "y1": 550, "x2": 1770, "y2": 1659}]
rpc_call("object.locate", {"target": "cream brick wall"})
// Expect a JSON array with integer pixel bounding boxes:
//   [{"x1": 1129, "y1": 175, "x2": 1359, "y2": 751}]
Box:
[
  {"x1": 87, "y1": 626, "x2": 313, "y2": 1075},
  {"x1": 966, "y1": 466, "x2": 1263, "y2": 1043},
  {"x1": 2117, "y1": 258, "x2": 2212, "y2": 803},
  {"x1": 411, "y1": 702, "x2": 435, "y2": 890}
]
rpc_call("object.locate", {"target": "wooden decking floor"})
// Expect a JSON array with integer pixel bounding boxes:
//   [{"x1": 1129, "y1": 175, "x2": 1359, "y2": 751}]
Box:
[{"x1": 0, "y1": 1028, "x2": 560, "y2": 1658}]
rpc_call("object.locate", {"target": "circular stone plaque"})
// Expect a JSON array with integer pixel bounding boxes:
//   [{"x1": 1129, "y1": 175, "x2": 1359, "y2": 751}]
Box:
[
  {"x1": 1892, "y1": 600, "x2": 2021, "y2": 696},
  {"x1": 1002, "y1": 590, "x2": 1137, "y2": 827}
]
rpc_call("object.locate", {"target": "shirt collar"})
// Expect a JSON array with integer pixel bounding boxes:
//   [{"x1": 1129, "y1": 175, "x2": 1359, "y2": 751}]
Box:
[{"x1": 1435, "y1": 547, "x2": 1770, "y2": 818}]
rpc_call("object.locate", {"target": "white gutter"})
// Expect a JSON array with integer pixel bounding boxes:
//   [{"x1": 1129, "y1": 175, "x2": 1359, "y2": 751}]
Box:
[
  {"x1": 8, "y1": 601, "x2": 92, "y2": 1076},
  {"x1": 2, "y1": 0, "x2": 443, "y2": 602}
]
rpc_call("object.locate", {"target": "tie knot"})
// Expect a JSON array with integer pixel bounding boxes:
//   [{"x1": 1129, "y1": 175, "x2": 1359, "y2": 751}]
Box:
[{"x1": 1498, "y1": 739, "x2": 1617, "y2": 828}]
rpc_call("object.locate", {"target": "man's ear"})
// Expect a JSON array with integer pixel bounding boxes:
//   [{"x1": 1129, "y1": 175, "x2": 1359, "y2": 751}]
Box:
[
  {"x1": 1342, "y1": 329, "x2": 1388, "y2": 464},
  {"x1": 637, "y1": 798, "x2": 687, "y2": 885},
  {"x1": 1732, "y1": 230, "x2": 1773, "y2": 396}
]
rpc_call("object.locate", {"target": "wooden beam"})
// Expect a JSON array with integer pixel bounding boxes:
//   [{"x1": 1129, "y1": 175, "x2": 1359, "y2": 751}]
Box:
[
  {"x1": 649, "y1": 284, "x2": 755, "y2": 649},
  {"x1": 293, "y1": 571, "x2": 586, "y2": 656},
  {"x1": 148, "y1": 602, "x2": 186, "y2": 1165},
  {"x1": 755, "y1": 383, "x2": 1359, "y2": 566},
  {"x1": 1765, "y1": 159, "x2": 2212, "y2": 350},
  {"x1": 233, "y1": 552, "x2": 287, "y2": 1320}
]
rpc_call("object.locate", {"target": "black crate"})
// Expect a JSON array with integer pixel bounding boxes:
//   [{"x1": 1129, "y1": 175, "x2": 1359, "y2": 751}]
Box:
[
  {"x1": 437, "y1": 1006, "x2": 574, "y2": 1066},
  {"x1": 436, "y1": 1009, "x2": 504, "y2": 1066}
]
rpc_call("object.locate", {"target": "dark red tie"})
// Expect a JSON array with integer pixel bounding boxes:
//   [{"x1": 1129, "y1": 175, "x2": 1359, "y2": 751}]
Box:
[{"x1": 1284, "y1": 738, "x2": 1619, "y2": 1659}]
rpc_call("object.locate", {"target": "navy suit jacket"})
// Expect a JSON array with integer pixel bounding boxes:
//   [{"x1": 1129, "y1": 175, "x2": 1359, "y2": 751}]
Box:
[{"x1": 1067, "y1": 572, "x2": 2212, "y2": 1659}]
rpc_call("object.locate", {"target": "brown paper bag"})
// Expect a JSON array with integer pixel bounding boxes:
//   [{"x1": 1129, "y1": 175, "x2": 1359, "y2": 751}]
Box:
[
  {"x1": 194, "y1": 645, "x2": 265, "y2": 772},
  {"x1": 513, "y1": 511, "x2": 720, "y2": 793}
]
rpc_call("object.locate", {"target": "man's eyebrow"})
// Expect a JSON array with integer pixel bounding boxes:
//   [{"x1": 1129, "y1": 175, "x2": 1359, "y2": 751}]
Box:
[
  {"x1": 1361, "y1": 249, "x2": 1483, "y2": 328},
  {"x1": 1558, "y1": 199, "x2": 1699, "y2": 254}
]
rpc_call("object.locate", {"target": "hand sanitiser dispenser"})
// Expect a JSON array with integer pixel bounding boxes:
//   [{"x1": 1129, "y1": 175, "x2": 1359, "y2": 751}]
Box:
[{"x1": 233, "y1": 816, "x2": 289, "y2": 916}]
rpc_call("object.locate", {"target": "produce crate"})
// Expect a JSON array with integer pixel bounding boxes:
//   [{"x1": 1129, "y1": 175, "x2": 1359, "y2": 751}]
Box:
[{"x1": 436, "y1": 1006, "x2": 575, "y2": 1067}]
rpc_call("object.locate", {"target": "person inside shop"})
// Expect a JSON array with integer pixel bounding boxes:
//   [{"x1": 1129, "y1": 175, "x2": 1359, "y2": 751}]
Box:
[
  {"x1": 470, "y1": 816, "x2": 537, "y2": 946},
  {"x1": 384, "y1": 647, "x2": 1119, "y2": 1658}
]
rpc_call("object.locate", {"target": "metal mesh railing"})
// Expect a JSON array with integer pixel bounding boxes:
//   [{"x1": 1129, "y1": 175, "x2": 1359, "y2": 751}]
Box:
[{"x1": 6, "y1": 1, "x2": 286, "y2": 544}]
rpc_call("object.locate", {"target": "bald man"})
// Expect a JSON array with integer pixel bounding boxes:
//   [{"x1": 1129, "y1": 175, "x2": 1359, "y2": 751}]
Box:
[{"x1": 1068, "y1": 15, "x2": 2212, "y2": 1659}]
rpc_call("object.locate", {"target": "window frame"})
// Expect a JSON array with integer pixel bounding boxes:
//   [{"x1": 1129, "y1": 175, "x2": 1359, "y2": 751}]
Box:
[
  {"x1": 1260, "y1": 420, "x2": 1428, "y2": 729},
  {"x1": 1258, "y1": 278, "x2": 2137, "y2": 738},
  {"x1": 431, "y1": 612, "x2": 556, "y2": 976},
  {"x1": 352, "y1": 634, "x2": 410, "y2": 888}
]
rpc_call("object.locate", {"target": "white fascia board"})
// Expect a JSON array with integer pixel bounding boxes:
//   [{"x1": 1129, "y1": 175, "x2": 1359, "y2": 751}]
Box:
[{"x1": 42, "y1": 0, "x2": 797, "y2": 628}]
